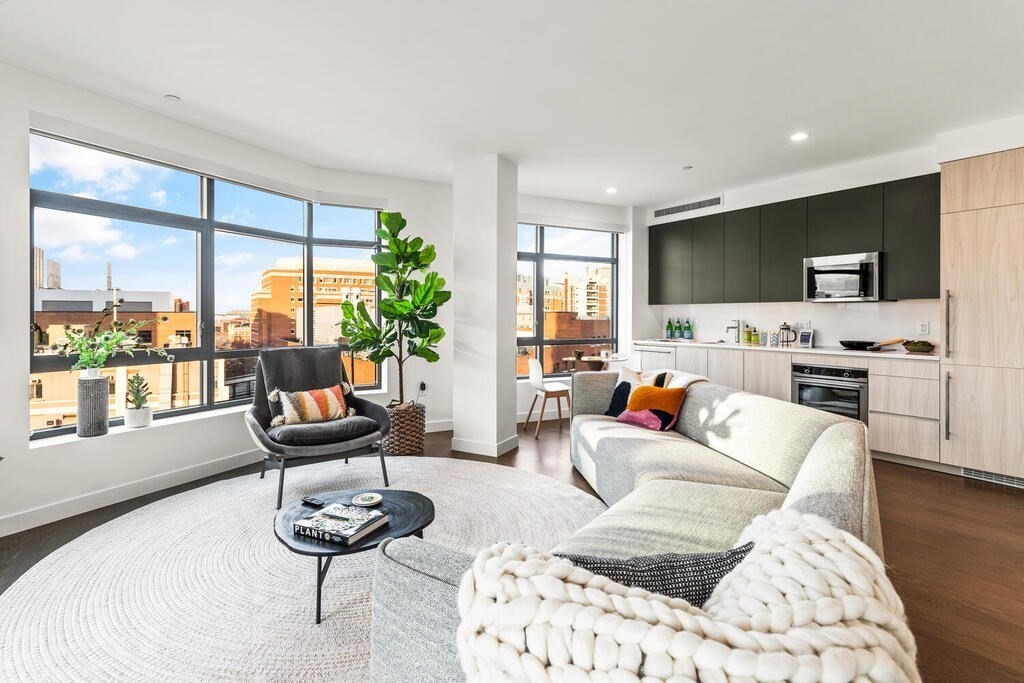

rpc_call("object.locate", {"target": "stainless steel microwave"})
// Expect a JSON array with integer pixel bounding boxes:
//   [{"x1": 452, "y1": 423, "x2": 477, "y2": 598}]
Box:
[{"x1": 803, "y1": 252, "x2": 880, "y2": 303}]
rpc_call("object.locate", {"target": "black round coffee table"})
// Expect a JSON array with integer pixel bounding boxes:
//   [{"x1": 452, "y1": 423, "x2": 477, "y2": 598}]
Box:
[{"x1": 274, "y1": 489, "x2": 434, "y2": 623}]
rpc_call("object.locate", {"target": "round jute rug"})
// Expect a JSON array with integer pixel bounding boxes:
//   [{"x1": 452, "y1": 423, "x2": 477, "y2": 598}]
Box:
[{"x1": 0, "y1": 456, "x2": 605, "y2": 682}]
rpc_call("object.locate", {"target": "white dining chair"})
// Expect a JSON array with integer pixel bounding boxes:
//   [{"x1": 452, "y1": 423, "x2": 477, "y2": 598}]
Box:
[{"x1": 523, "y1": 358, "x2": 571, "y2": 438}]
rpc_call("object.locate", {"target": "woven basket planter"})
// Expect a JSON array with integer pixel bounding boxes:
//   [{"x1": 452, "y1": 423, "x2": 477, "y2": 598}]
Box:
[{"x1": 382, "y1": 401, "x2": 426, "y2": 455}]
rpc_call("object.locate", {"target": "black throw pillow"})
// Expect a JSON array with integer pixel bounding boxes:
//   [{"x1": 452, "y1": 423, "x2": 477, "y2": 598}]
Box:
[
  {"x1": 555, "y1": 541, "x2": 754, "y2": 606},
  {"x1": 604, "y1": 371, "x2": 670, "y2": 417}
]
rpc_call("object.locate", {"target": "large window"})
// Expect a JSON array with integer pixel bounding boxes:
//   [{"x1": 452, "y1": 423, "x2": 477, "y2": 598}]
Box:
[
  {"x1": 516, "y1": 224, "x2": 618, "y2": 376},
  {"x1": 29, "y1": 133, "x2": 381, "y2": 438}
]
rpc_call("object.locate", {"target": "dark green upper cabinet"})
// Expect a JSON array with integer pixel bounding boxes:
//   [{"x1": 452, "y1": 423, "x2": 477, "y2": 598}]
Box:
[
  {"x1": 883, "y1": 174, "x2": 940, "y2": 299},
  {"x1": 723, "y1": 208, "x2": 760, "y2": 303},
  {"x1": 691, "y1": 214, "x2": 724, "y2": 303},
  {"x1": 806, "y1": 184, "x2": 884, "y2": 257},
  {"x1": 648, "y1": 219, "x2": 692, "y2": 305},
  {"x1": 759, "y1": 198, "x2": 807, "y2": 302}
]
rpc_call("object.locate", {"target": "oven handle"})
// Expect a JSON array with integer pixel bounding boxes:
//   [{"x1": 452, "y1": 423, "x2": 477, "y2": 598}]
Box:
[{"x1": 792, "y1": 376, "x2": 865, "y2": 391}]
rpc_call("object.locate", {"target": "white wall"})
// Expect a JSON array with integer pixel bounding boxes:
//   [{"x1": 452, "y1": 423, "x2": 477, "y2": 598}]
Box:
[{"x1": 0, "y1": 61, "x2": 630, "y2": 534}]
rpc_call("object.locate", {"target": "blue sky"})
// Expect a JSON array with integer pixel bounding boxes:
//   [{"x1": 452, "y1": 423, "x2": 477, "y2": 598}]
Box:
[{"x1": 30, "y1": 135, "x2": 376, "y2": 314}]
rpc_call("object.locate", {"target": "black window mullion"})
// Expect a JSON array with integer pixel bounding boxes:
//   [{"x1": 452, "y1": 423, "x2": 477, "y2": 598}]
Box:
[
  {"x1": 304, "y1": 203, "x2": 314, "y2": 347},
  {"x1": 202, "y1": 177, "x2": 216, "y2": 407}
]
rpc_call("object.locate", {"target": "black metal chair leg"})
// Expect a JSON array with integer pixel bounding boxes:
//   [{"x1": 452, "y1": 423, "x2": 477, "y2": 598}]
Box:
[
  {"x1": 260, "y1": 456, "x2": 267, "y2": 480},
  {"x1": 378, "y1": 443, "x2": 390, "y2": 487},
  {"x1": 344, "y1": 458, "x2": 349, "y2": 465},
  {"x1": 276, "y1": 459, "x2": 286, "y2": 509}
]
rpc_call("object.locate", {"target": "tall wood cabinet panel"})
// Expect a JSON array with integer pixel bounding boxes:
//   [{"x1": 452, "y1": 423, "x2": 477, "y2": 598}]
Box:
[
  {"x1": 940, "y1": 205, "x2": 1024, "y2": 368},
  {"x1": 743, "y1": 352, "x2": 792, "y2": 401},
  {"x1": 883, "y1": 174, "x2": 940, "y2": 300},
  {"x1": 941, "y1": 147, "x2": 1024, "y2": 213},
  {"x1": 723, "y1": 208, "x2": 760, "y2": 303},
  {"x1": 759, "y1": 199, "x2": 807, "y2": 302},
  {"x1": 691, "y1": 214, "x2": 724, "y2": 304},
  {"x1": 707, "y1": 348, "x2": 743, "y2": 390},
  {"x1": 806, "y1": 185, "x2": 884, "y2": 257},
  {"x1": 940, "y1": 364, "x2": 1024, "y2": 477},
  {"x1": 648, "y1": 220, "x2": 692, "y2": 305}
]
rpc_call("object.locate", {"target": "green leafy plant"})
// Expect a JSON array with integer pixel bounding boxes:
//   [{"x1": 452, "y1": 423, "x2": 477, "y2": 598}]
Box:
[
  {"x1": 58, "y1": 302, "x2": 169, "y2": 370},
  {"x1": 339, "y1": 211, "x2": 450, "y2": 403},
  {"x1": 126, "y1": 373, "x2": 152, "y2": 409}
]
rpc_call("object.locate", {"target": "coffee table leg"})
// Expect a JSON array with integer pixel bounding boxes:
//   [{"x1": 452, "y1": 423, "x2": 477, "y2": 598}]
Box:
[{"x1": 316, "y1": 556, "x2": 333, "y2": 624}]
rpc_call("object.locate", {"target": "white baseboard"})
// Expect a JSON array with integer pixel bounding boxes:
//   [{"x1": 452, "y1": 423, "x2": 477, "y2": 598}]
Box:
[
  {"x1": 451, "y1": 433, "x2": 518, "y2": 457},
  {"x1": 0, "y1": 448, "x2": 262, "y2": 537},
  {"x1": 871, "y1": 451, "x2": 962, "y2": 475},
  {"x1": 426, "y1": 419, "x2": 453, "y2": 433},
  {"x1": 516, "y1": 407, "x2": 570, "y2": 424}
]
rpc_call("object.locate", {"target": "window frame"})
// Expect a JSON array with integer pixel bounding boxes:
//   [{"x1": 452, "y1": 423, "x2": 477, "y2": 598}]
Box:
[
  {"x1": 28, "y1": 132, "x2": 382, "y2": 439},
  {"x1": 516, "y1": 223, "x2": 619, "y2": 378}
]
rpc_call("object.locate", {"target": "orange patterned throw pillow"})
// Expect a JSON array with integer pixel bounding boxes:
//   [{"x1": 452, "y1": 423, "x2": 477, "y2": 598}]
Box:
[
  {"x1": 268, "y1": 384, "x2": 353, "y2": 426},
  {"x1": 615, "y1": 384, "x2": 686, "y2": 431}
]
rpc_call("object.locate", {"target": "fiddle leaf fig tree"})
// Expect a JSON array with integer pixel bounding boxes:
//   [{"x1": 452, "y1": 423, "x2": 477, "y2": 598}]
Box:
[{"x1": 339, "y1": 211, "x2": 450, "y2": 403}]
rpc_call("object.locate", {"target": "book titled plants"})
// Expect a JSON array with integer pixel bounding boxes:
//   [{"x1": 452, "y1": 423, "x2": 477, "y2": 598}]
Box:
[{"x1": 293, "y1": 503, "x2": 389, "y2": 546}]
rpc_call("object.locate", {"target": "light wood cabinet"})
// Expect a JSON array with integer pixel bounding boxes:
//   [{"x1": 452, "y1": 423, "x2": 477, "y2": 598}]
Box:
[
  {"x1": 941, "y1": 147, "x2": 1024, "y2": 213},
  {"x1": 743, "y1": 351, "x2": 792, "y2": 401},
  {"x1": 707, "y1": 348, "x2": 744, "y2": 390},
  {"x1": 796, "y1": 353, "x2": 869, "y2": 369},
  {"x1": 869, "y1": 412, "x2": 940, "y2": 463},
  {"x1": 941, "y1": 205, "x2": 1024, "y2": 368},
  {"x1": 940, "y1": 364, "x2": 1024, "y2": 477},
  {"x1": 635, "y1": 345, "x2": 675, "y2": 373},
  {"x1": 869, "y1": 375, "x2": 940, "y2": 419},
  {"x1": 674, "y1": 346, "x2": 709, "y2": 376},
  {"x1": 867, "y1": 358, "x2": 940, "y2": 380}
]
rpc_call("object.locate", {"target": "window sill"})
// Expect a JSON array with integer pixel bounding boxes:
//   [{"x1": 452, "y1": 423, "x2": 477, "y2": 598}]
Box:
[{"x1": 29, "y1": 404, "x2": 250, "y2": 450}]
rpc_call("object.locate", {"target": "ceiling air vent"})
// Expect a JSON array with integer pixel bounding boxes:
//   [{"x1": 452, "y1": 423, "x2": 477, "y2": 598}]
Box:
[{"x1": 653, "y1": 195, "x2": 722, "y2": 218}]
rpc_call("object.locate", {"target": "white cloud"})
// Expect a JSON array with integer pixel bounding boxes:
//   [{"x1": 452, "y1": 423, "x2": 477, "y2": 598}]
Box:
[
  {"x1": 107, "y1": 243, "x2": 142, "y2": 260},
  {"x1": 34, "y1": 208, "x2": 122, "y2": 249},
  {"x1": 162, "y1": 236, "x2": 178, "y2": 246},
  {"x1": 215, "y1": 252, "x2": 255, "y2": 270},
  {"x1": 57, "y1": 244, "x2": 93, "y2": 263},
  {"x1": 150, "y1": 189, "x2": 167, "y2": 207},
  {"x1": 30, "y1": 135, "x2": 145, "y2": 195}
]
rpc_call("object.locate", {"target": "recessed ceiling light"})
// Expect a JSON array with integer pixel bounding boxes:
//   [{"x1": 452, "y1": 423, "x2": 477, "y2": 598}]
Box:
[
  {"x1": 605, "y1": 187, "x2": 617, "y2": 194},
  {"x1": 789, "y1": 131, "x2": 809, "y2": 142},
  {"x1": 682, "y1": 165, "x2": 694, "y2": 171},
  {"x1": 163, "y1": 94, "x2": 182, "y2": 103}
]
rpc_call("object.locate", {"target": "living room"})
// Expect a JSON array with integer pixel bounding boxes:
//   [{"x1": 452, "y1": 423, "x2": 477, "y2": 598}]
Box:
[{"x1": 2, "y1": 2, "x2": 1023, "y2": 682}]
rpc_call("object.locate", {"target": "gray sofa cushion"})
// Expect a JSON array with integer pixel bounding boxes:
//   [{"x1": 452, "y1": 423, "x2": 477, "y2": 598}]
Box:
[
  {"x1": 266, "y1": 415, "x2": 379, "y2": 447},
  {"x1": 571, "y1": 415, "x2": 786, "y2": 506},
  {"x1": 552, "y1": 479, "x2": 786, "y2": 558},
  {"x1": 675, "y1": 382, "x2": 849, "y2": 488},
  {"x1": 371, "y1": 538, "x2": 473, "y2": 683}
]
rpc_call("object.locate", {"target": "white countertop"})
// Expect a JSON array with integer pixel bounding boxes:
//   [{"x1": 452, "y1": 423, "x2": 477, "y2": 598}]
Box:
[{"x1": 633, "y1": 339, "x2": 940, "y2": 362}]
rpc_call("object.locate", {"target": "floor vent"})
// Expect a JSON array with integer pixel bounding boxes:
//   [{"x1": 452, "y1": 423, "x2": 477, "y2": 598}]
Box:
[
  {"x1": 654, "y1": 196, "x2": 722, "y2": 218},
  {"x1": 963, "y1": 467, "x2": 1024, "y2": 489}
]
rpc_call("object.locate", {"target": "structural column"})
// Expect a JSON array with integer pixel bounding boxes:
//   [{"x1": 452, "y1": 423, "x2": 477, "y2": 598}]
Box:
[{"x1": 451, "y1": 154, "x2": 518, "y2": 456}]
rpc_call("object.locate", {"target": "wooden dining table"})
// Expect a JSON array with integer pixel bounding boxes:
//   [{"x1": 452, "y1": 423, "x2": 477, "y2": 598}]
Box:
[{"x1": 562, "y1": 355, "x2": 627, "y2": 371}]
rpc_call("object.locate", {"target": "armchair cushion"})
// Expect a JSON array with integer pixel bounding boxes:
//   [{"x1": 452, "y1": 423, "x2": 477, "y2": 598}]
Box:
[{"x1": 267, "y1": 415, "x2": 379, "y2": 447}]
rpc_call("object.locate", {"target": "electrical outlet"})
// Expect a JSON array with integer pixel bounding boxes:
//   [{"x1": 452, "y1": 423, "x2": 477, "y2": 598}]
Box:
[
  {"x1": 418, "y1": 381, "x2": 427, "y2": 393},
  {"x1": 917, "y1": 321, "x2": 930, "y2": 336}
]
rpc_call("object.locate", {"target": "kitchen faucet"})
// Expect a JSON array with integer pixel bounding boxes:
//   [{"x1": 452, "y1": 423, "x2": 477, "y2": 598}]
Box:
[{"x1": 725, "y1": 319, "x2": 741, "y2": 344}]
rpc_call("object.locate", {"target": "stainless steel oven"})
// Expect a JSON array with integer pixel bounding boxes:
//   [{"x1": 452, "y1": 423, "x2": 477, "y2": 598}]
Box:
[{"x1": 792, "y1": 363, "x2": 869, "y2": 423}]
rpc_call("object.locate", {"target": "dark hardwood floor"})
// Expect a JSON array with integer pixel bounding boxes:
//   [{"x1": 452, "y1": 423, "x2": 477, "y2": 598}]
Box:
[{"x1": 2, "y1": 421, "x2": 1022, "y2": 682}]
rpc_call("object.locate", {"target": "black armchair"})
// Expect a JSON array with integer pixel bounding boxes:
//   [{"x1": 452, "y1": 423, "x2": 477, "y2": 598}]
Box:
[{"x1": 244, "y1": 346, "x2": 390, "y2": 508}]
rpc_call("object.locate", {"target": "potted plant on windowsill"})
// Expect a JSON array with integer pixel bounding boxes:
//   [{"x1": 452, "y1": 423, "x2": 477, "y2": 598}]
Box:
[
  {"x1": 339, "y1": 211, "x2": 450, "y2": 455},
  {"x1": 124, "y1": 372, "x2": 154, "y2": 428},
  {"x1": 57, "y1": 301, "x2": 168, "y2": 437}
]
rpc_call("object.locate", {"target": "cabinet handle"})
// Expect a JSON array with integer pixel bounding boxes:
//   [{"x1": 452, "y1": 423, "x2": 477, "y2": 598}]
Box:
[
  {"x1": 944, "y1": 289, "x2": 952, "y2": 359},
  {"x1": 944, "y1": 371, "x2": 951, "y2": 441}
]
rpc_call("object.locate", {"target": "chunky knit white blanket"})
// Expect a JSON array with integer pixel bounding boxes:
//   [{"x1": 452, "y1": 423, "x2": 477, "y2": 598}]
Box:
[{"x1": 457, "y1": 509, "x2": 920, "y2": 682}]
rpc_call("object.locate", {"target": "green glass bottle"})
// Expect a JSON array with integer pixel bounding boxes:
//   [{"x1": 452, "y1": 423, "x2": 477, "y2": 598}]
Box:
[
  {"x1": 674, "y1": 318, "x2": 683, "y2": 338},
  {"x1": 682, "y1": 319, "x2": 693, "y2": 340},
  {"x1": 665, "y1": 319, "x2": 673, "y2": 339}
]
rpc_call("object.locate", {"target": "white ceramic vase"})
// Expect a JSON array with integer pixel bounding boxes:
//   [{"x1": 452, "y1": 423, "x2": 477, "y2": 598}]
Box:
[{"x1": 124, "y1": 406, "x2": 153, "y2": 428}]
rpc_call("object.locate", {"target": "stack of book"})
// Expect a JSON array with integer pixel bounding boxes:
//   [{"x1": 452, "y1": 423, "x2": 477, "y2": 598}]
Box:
[{"x1": 293, "y1": 503, "x2": 390, "y2": 546}]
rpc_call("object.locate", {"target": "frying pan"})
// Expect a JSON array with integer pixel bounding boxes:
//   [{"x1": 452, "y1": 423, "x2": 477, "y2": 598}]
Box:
[{"x1": 840, "y1": 338, "x2": 904, "y2": 351}]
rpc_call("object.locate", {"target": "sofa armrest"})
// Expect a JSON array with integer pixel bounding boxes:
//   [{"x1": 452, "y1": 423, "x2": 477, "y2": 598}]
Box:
[
  {"x1": 570, "y1": 371, "x2": 618, "y2": 418},
  {"x1": 348, "y1": 394, "x2": 391, "y2": 436},
  {"x1": 370, "y1": 538, "x2": 473, "y2": 682}
]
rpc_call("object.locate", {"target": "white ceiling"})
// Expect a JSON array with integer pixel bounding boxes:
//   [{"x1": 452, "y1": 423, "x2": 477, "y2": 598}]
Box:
[{"x1": 1, "y1": 1, "x2": 1023, "y2": 207}]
